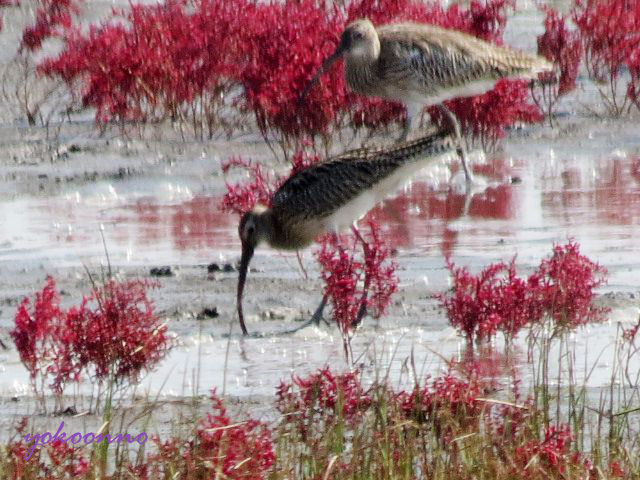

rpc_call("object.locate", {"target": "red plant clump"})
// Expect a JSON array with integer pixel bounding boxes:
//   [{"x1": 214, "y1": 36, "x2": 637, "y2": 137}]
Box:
[
  {"x1": 514, "y1": 424, "x2": 592, "y2": 477},
  {"x1": 194, "y1": 390, "x2": 275, "y2": 478},
  {"x1": 147, "y1": 391, "x2": 274, "y2": 478},
  {"x1": 537, "y1": 9, "x2": 582, "y2": 97},
  {"x1": 440, "y1": 258, "x2": 541, "y2": 344},
  {"x1": 535, "y1": 240, "x2": 608, "y2": 332},
  {"x1": 532, "y1": 8, "x2": 582, "y2": 124},
  {"x1": 20, "y1": 0, "x2": 82, "y2": 52},
  {"x1": 38, "y1": 0, "x2": 541, "y2": 148},
  {"x1": 572, "y1": 0, "x2": 640, "y2": 116},
  {"x1": 68, "y1": 279, "x2": 170, "y2": 383},
  {"x1": 11, "y1": 276, "x2": 170, "y2": 406},
  {"x1": 397, "y1": 373, "x2": 485, "y2": 422},
  {"x1": 609, "y1": 460, "x2": 626, "y2": 478},
  {"x1": 220, "y1": 150, "x2": 320, "y2": 215},
  {"x1": 442, "y1": 242, "x2": 608, "y2": 345},
  {"x1": 238, "y1": 0, "x2": 349, "y2": 145},
  {"x1": 46, "y1": 440, "x2": 90, "y2": 477},
  {"x1": 41, "y1": 0, "x2": 247, "y2": 132},
  {"x1": 314, "y1": 221, "x2": 398, "y2": 334},
  {"x1": 276, "y1": 366, "x2": 371, "y2": 424},
  {"x1": 2, "y1": 418, "x2": 89, "y2": 479},
  {"x1": 220, "y1": 156, "x2": 276, "y2": 215},
  {"x1": 623, "y1": 316, "x2": 640, "y2": 344},
  {"x1": 446, "y1": 79, "x2": 543, "y2": 150},
  {"x1": 10, "y1": 277, "x2": 81, "y2": 399}
]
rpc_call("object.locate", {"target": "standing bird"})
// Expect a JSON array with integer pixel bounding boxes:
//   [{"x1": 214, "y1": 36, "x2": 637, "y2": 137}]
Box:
[
  {"x1": 300, "y1": 19, "x2": 552, "y2": 185},
  {"x1": 236, "y1": 129, "x2": 457, "y2": 335}
]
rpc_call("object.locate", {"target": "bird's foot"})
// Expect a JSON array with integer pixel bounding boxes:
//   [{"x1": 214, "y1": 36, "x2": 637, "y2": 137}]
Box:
[
  {"x1": 280, "y1": 315, "x2": 330, "y2": 335},
  {"x1": 456, "y1": 146, "x2": 475, "y2": 190},
  {"x1": 279, "y1": 295, "x2": 330, "y2": 334}
]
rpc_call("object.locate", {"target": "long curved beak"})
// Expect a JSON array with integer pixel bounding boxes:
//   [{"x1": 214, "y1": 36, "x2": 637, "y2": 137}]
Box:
[
  {"x1": 236, "y1": 242, "x2": 255, "y2": 336},
  {"x1": 298, "y1": 44, "x2": 346, "y2": 105}
]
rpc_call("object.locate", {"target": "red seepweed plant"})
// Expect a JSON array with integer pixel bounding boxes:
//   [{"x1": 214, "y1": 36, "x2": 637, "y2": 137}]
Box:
[
  {"x1": 531, "y1": 8, "x2": 582, "y2": 126},
  {"x1": 1, "y1": 417, "x2": 90, "y2": 479},
  {"x1": 67, "y1": 278, "x2": 170, "y2": 386},
  {"x1": 41, "y1": 0, "x2": 247, "y2": 136},
  {"x1": 148, "y1": 389, "x2": 275, "y2": 479},
  {"x1": 441, "y1": 241, "x2": 608, "y2": 347},
  {"x1": 37, "y1": 0, "x2": 544, "y2": 151},
  {"x1": 19, "y1": 0, "x2": 82, "y2": 52},
  {"x1": 276, "y1": 366, "x2": 372, "y2": 428},
  {"x1": 220, "y1": 151, "x2": 319, "y2": 216},
  {"x1": 534, "y1": 240, "x2": 608, "y2": 334},
  {"x1": 441, "y1": 257, "x2": 541, "y2": 346},
  {"x1": 10, "y1": 277, "x2": 81, "y2": 410},
  {"x1": 194, "y1": 390, "x2": 275, "y2": 478},
  {"x1": 10, "y1": 276, "x2": 170, "y2": 412},
  {"x1": 572, "y1": 0, "x2": 640, "y2": 116},
  {"x1": 314, "y1": 221, "x2": 398, "y2": 358},
  {"x1": 220, "y1": 156, "x2": 276, "y2": 216}
]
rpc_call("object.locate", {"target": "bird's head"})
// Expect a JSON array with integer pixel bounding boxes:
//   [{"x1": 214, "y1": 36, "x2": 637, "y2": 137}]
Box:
[
  {"x1": 339, "y1": 18, "x2": 379, "y2": 61},
  {"x1": 298, "y1": 18, "x2": 379, "y2": 104},
  {"x1": 236, "y1": 205, "x2": 271, "y2": 336}
]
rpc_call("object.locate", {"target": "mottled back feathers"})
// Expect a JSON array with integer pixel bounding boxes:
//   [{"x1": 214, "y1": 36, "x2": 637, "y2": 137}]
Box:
[
  {"x1": 271, "y1": 130, "x2": 455, "y2": 223},
  {"x1": 346, "y1": 22, "x2": 551, "y2": 101}
]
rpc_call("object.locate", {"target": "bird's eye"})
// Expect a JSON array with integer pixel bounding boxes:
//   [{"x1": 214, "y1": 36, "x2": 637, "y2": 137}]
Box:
[
  {"x1": 246, "y1": 225, "x2": 255, "y2": 236},
  {"x1": 353, "y1": 31, "x2": 364, "y2": 40}
]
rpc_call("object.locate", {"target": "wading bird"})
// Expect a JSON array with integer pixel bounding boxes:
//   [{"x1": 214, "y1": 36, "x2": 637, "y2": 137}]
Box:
[
  {"x1": 301, "y1": 19, "x2": 552, "y2": 185},
  {"x1": 236, "y1": 129, "x2": 457, "y2": 335}
]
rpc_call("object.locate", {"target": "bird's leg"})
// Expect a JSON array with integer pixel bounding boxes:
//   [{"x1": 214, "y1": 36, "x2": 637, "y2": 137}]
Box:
[
  {"x1": 310, "y1": 293, "x2": 329, "y2": 325},
  {"x1": 351, "y1": 225, "x2": 370, "y2": 327},
  {"x1": 437, "y1": 104, "x2": 474, "y2": 187},
  {"x1": 397, "y1": 103, "x2": 421, "y2": 144}
]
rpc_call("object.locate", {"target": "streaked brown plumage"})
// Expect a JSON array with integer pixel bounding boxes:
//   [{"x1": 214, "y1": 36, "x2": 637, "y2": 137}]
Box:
[
  {"x1": 301, "y1": 18, "x2": 552, "y2": 183},
  {"x1": 236, "y1": 129, "x2": 457, "y2": 335}
]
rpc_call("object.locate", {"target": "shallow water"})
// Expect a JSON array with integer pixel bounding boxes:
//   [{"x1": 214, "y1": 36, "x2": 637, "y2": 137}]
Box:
[
  {"x1": 1, "y1": 130, "x2": 640, "y2": 400},
  {"x1": 1, "y1": 140, "x2": 639, "y2": 286}
]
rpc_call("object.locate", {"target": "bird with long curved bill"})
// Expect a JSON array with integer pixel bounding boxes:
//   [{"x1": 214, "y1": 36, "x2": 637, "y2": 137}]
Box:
[
  {"x1": 300, "y1": 18, "x2": 552, "y2": 186},
  {"x1": 236, "y1": 128, "x2": 458, "y2": 335}
]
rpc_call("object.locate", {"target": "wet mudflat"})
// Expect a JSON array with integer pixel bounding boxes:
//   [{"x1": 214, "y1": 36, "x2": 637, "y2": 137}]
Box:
[{"x1": 1, "y1": 119, "x2": 639, "y2": 413}]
